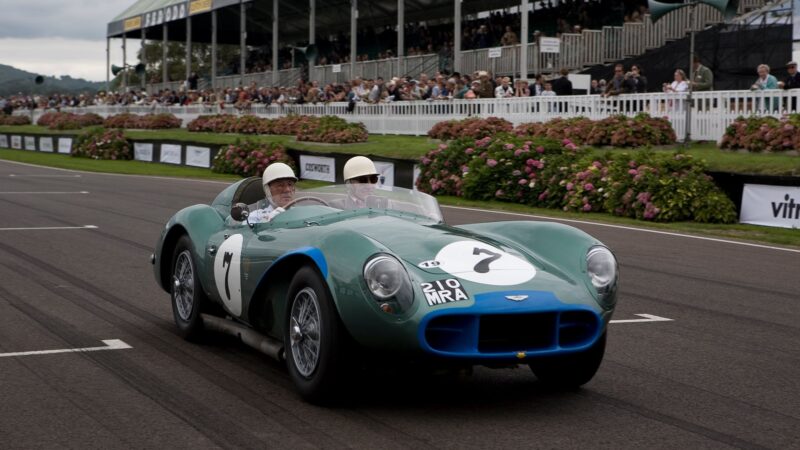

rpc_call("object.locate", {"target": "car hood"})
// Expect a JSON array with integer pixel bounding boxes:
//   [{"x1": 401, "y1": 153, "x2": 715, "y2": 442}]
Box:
[{"x1": 335, "y1": 215, "x2": 583, "y2": 293}]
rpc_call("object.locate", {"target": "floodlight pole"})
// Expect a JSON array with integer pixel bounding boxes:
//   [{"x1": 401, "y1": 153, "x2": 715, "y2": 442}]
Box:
[
  {"x1": 398, "y1": 0, "x2": 404, "y2": 59},
  {"x1": 122, "y1": 33, "x2": 128, "y2": 92},
  {"x1": 309, "y1": 0, "x2": 316, "y2": 68},
  {"x1": 454, "y1": 0, "x2": 462, "y2": 73},
  {"x1": 350, "y1": 0, "x2": 358, "y2": 78},
  {"x1": 241, "y1": 0, "x2": 248, "y2": 87},
  {"x1": 272, "y1": 0, "x2": 279, "y2": 86},
  {"x1": 212, "y1": 10, "x2": 218, "y2": 90},
  {"x1": 186, "y1": 16, "x2": 192, "y2": 85},
  {"x1": 520, "y1": 0, "x2": 529, "y2": 80},
  {"x1": 142, "y1": 27, "x2": 147, "y2": 90},
  {"x1": 106, "y1": 37, "x2": 111, "y2": 92},
  {"x1": 685, "y1": 1, "x2": 697, "y2": 146},
  {"x1": 162, "y1": 24, "x2": 169, "y2": 85}
]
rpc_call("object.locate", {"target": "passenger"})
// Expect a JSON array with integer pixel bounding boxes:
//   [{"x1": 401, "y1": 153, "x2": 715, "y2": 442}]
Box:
[
  {"x1": 248, "y1": 163, "x2": 297, "y2": 223},
  {"x1": 340, "y1": 156, "x2": 381, "y2": 209}
]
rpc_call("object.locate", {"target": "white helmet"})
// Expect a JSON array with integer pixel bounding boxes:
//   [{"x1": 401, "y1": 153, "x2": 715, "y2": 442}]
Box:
[
  {"x1": 262, "y1": 162, "x2": 297, "y2": 193},
  {"x1": 343, "y1": 156, "x2": 378, "y2": 182}
]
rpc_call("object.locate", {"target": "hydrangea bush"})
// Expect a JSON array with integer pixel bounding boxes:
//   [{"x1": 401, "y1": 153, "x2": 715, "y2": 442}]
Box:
[
  {"x1": 104, "y1": 113, "x2": 182, "y2": 129},
  {"x1": 71, "y1": 127, "x2": 131, "y2": 160},
  {"x1": 188, "y1": 114, "x2": 368, "y2": 144},
  {"x1": 512, "y1": 114, "x2": 676, "y2": 147},
  {"x1": 37, "y1": 112, "x2": 104, "y2": 130},
  {"x1": 211, "y1": 140, "x2": 295, "y2": 177},
  {"x1": 417, "y1": 133, "x2": 735, "y2": 223},
  {"x1": 719, "y1": 115, "x2": 800, "y2": 153},
  {"x1": 0, "y1": 115, "x2": 31, "y2": 125},
  {"x1": 427, "y1": 117, "x2": 514, "y2": 141}
]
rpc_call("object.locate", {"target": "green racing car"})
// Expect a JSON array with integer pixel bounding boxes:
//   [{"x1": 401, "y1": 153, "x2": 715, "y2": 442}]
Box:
[{"x1": 152, "y1": 177, "x2": 619, "y2": 402}]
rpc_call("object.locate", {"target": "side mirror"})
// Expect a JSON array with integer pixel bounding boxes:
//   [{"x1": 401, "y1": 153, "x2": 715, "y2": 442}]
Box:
[{"x1": 231, "y1": 203, "x2": 250, "y2": 223}]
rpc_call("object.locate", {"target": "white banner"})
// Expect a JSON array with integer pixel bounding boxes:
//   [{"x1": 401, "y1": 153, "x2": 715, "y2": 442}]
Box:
[
  {"x1": 332, "y1": 64, "x2": 342, "y2": 73},
  {"x1": 24, "y1": 136, "x2": 36, "y2": 150},
  {"x1": 58, "y1": 138, "x2": 72, "y2": 154},
  {"x1": 539, "y1": 37, "x2": 560, "y2": 54},
  {"x1": 488, "y1": 47, "x2": 503, "y2": 58},
  {"x1": 740, "y1": 184, "x2": 800, "y2": 229},
  {"x1": 299, "y1": 155, "x2": 335, "y2": 182},
  {"x1": 134, "y1": 143, "x2": 154, "y2": 162},
  {"x1": 0, "y1": 135, "x2": 7, "y2": 148},
  {"x1": 11, "y1": 136, "x2": 22, "y2": 149},
  {"x1": 39, "y1": 137, "x2": 54, "y2": 152},
  {"x1": 160, "y1": 144, "x2": 182, "y2": 164},
  {"x1": 185, "y1": 146, "x2": 210, "y2": 168},
  {"x1": 373, "y1": 161, "x2": 395, "y2": 190}
]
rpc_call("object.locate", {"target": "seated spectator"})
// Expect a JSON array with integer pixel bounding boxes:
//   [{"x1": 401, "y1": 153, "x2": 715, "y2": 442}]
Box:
[
  {"x1": 501, "y1": 26, "x2": 518, "y2": 46},
  {"x1": 453, "y1": 78, "x2": 469, "y2": 99},
  {"x1": 465, "y1": 80, "x2": 480, "y2": 99},
  {"x1": 784, "y1": 61, "x2": 800, "y2": 90},
  {"x1": 495, "y1": 77, "x2": 515, "y2": 98},
  {"x1": 603, "y1": 64, "x2": 626, "y2": 97},
  {"x1": 590, "y1": 79, "x2": 603, "y2": 95},
  {"x1": 540, "y1": 82, "x2": 556, "y2": 97},
  {"x1": 515, "y1": 79, "x2": 531, "y2": 97},
  {"x1": 751, "y1": 64, "x2": 779, "y2": 90},
  {"x1": 663, "y1": 69, "x2": 689, "y2": 93},
  {"x1": 626, "y1": 64, "x2": 648, "y2": 93}
]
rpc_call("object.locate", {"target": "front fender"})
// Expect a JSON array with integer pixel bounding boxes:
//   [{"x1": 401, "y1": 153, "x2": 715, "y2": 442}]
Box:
[{"x1": 153, "y1": 204, "x2": 225, "y2": 293}]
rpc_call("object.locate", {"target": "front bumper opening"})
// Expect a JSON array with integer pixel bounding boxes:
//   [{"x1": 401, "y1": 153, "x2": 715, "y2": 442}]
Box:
[{"x1": 424, "y1": 309, "x2": 599, "y2": 357}]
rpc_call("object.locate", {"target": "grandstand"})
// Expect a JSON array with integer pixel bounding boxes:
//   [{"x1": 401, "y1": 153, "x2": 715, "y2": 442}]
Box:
[{"x1": 106, "y1": 0, "x2": 770, "y2": 92}]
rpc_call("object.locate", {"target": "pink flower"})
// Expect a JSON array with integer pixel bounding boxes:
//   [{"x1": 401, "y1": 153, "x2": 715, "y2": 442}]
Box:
[
  {"x1": 495, "y1": 189, "x2": 505, "y2": 197},
  {"x1": 465, "y1": 148, "x2": 474, "y2": 155},
  {"x1": 504, "y1": 143, "x2": 514, "y2": 150},
  {"x1": 512, "y1": 170, "x2": 521, "y2": 176},
  {"x1": 584, "y1": 183, "x2": 594, "y2": 191},
  {"x1": 582, "y1": 203, "x2": 592, "y2": 212},
  {"x1": 487, "y1": 159, "x2": 498, "y2": 167},
  {"x1": 538, "y1": 192, "x2": 548, "y2": 201},
  {"x1": 628, "y1": 169, "x2": 638, "y2": 176},
  {"x1": 526, "y1": 158, "x2": 535, "y2": 166},
  {"x1": 518, "y1": 179, "x2": 527, "y2": 185},
  {"x1": 536, "y1": 146, "x2": 545, "y2": 153},
  {"x1": 566, "y1": 182, "x2": 574, "y2": 191},
  {"x1": 514, "y1": 149, "x2": 524, "y2": 156},
  {"x1": 422, "y1": 157, "x2": 431, "y2": 165}
]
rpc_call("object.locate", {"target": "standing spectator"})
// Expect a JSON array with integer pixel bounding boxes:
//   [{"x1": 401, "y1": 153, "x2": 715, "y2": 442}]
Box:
[
  {"x1": 751, "y1": 64, "x2": 778, "y2": 90},
  {"x1": 590, "y1": 79, "x2": 603, "y2": 95},
  {"x1": 531, "y1": 74, "x2": 544, "y2": 96},
  {"x1": 515, "y1": 79, "x2": 531, "y2": 97},
  {"x1": 188, "y1": 72, "x2": 199, "y2": 91},
  {"x1": 783, "y1": 61, "x2": 800, "y2": 89},
  {"x1": 626, "y1": 64, "x2": 648, "y2": 93},
  {"x1": 603, "y1": 64, "x2": 626, "y2": 97},
  {"x1": 465, "y1": 80, "x2": 480, "y2": 99},
  {"x1": 477, "y1": 71, "x2": 494, "y2": 98},
  {"x1": 495, "y1": 77, "x2": 515, "y2": 98},
  {"x1": 551, "y1": 68, "x2": 573, "y2": 96},
  {"x1": 540, "y1": 82, "x2": 556, "y2": 97},
  {"x1": 453, "y1": 78, "x2": 469, "y2": 99},
  {"x1": 691, "y1": 57, "x2": 714, "y2": 92},
  {"x1": 369, "y1": 77, "x2": 384, "y2": 103},
  {"x1": 501, "y1": 26, "x2": 518, "y2": 46}
]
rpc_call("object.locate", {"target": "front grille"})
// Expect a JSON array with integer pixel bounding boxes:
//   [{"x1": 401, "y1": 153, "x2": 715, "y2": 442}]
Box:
[
  {"x1": 478, "y1": 313, "x2": 557, "y2": 353},
  {"x1": 424, "y1": 309, "x2": 599, "y2": 355}
]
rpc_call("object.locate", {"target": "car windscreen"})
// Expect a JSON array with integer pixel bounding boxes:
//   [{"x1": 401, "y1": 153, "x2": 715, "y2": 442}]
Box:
[{"x1": 294, "y1": 184, "x2": 443, "y2": 223}]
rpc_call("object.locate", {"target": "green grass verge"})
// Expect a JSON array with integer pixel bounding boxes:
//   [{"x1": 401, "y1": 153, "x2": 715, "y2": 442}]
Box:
[
  {"x1": 1, "y1": 147, "x2": 797, "y2": 248},
  {"x1": 3, "y1": 125, "x2": 799, "y2": 175}
]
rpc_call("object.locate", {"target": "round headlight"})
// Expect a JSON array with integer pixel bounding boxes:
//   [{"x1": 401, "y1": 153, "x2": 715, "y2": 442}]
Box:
[
  {"x1": 587, "y1": 246, "x2": 617, "y2": 293},
  {"x1": 364, "y1": 255, "x2": 407, "y2": 299}
]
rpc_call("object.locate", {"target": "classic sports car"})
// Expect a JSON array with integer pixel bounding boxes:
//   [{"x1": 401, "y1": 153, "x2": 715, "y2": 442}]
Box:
[{"x1": 152, "y1": 177, "x2": 618, "y2": 402}]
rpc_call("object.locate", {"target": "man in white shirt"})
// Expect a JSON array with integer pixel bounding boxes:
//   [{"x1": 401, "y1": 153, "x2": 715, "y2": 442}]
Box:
[{"x1": 248, "y1": 163, "x2": 297, "y2": 223}]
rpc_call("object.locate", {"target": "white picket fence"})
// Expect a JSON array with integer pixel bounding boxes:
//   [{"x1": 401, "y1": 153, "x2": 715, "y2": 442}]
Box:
[{"x1": 17, "y1": 89, "x2": 800, "y2": 143}]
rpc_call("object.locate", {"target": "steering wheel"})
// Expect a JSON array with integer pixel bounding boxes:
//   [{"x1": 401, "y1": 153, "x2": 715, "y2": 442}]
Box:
[{"x1": 282, "y1": 196, "x2": 330, "y2": 209}]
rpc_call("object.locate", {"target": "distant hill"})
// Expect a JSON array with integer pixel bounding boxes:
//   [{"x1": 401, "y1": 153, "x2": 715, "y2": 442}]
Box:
[{"x1": 0, "y1": 64, "x2": 104, "y2": 97}]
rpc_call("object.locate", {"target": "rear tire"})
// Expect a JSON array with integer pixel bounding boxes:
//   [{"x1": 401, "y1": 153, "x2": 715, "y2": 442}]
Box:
[
  {"x1": 284, "y1": 266, "x2": 348, "y2": 403},
  {"x1": 170, "y1": 235, "x2": 207, "y2": 341},
  {"x1": 529, "y1": 332, "x2": 606, "y2": 388}
]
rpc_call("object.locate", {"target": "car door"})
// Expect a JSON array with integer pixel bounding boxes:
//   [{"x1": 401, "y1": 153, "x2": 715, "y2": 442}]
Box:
[{"x1": 206, "y1": 218, "x2": 257, "y2": 318}]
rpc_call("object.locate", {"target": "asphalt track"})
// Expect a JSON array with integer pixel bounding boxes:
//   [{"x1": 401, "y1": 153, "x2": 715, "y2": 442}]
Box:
[{"x1": 0, "y1": 158, "x2": 798, "y2": 449}]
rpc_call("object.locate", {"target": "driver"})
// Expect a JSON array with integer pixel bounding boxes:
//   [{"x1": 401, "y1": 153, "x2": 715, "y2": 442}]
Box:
[
  {"x1": 248, "y1": 163, "x2": 297, "y2": 223},
  {"x1": 341, "y1": 156, "x2": 380, "y2": 209}
]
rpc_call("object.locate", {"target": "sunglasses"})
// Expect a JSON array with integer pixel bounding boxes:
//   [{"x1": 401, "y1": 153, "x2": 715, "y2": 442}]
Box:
[{"x1": 354, "y1": 175, "x2": 379, "y2": 184}]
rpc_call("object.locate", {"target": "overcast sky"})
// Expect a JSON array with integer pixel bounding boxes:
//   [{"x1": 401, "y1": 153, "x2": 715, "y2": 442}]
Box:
[{"x1": 0, "y1": 0, "x2": 141, "y2": 81}]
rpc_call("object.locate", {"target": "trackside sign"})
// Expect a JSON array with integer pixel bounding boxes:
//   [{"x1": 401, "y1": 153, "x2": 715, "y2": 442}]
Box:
[{"x1": 740, "y1": 184, "x2": 800, "y2": 229}]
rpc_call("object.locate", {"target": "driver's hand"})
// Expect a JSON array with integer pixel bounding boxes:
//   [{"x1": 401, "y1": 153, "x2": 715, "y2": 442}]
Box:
[{"x1": 266, "y1": 207, "x2": 285, "y2": 222}]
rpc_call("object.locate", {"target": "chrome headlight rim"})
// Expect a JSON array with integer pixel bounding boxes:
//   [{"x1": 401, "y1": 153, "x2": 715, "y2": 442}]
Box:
[
  {"x1": 363, "y1": 253, "x2": 412, "y2": 301},
  {"x1": 586, "y1": 245, "x2": 618, "y2": 298}
]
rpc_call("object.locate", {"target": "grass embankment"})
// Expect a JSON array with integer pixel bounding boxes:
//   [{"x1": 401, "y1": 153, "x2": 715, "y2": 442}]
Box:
[
  {"x1": 2, "y1": 125, "x2": 799, "y2": 175},
  {"x1": 0, "y1": 146, "x2": 797, "y2": 248}
]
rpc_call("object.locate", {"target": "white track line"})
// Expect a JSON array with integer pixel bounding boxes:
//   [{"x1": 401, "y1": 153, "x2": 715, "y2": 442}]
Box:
[
  {"x1": 0, "y1": 191, "x2": 89, "y2": 195},
  {"x1": 0, "y1": 339, "x2": 131, "y2": 358},
  {"x1": 610, "y1": 313, "x2": 674, "y2": 324},
  {"x1": 0, "y1": 225, "x2": 98, "y2": 231},
  {"x1": 8, "y1": 174, "x2": 81, "y2": 178},
  {"x1": 443, "y1": 205, "x2": 800, "y2": 254}
]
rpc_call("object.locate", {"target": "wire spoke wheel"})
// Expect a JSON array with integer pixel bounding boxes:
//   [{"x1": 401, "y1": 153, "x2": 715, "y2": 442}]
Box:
[
  {"x1": 289, "y1": 287, "x2": 322, "y2": 378},
  {"x1": 173, "y1": 250, "x2": 195, "y2": 322}
]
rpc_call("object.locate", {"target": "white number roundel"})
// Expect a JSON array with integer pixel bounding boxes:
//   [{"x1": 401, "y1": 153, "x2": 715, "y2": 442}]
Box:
[
  {"x1": 214, "y1": 234, "x2": 243, "y2": 316},
  {"x1": 434, "y1": 240, "x2": 536, "y2": 286}
]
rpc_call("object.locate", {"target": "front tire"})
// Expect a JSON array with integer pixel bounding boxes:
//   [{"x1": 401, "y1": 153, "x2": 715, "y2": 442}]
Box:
[
  {"x1": 284, "y1": 266, "x2": 347, "y2": 403},
  {"x1": 529, "y1": 332, "x2": 607, "y2": 388},
  {"x1": 170, "y1": 235, "x2": 206, "y2": 341}
]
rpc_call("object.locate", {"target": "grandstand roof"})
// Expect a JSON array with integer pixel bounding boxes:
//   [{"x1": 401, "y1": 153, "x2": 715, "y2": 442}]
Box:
[{"x1": 107, "y1": 0, "x2": 521, "y2": 42}]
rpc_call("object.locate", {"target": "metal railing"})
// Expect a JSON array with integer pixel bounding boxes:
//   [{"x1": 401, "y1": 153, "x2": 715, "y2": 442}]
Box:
[{"x1": 19, "y1": 89, "x2": 799, "y2": 144}]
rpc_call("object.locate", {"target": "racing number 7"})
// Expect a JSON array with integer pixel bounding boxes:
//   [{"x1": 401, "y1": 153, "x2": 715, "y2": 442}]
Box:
[
  {"x1": 222, "y1": 251, "x2": 233, "y2": 299},
  {"x1": 473, "y1": 247, "x2": 501, "y2": 273}
]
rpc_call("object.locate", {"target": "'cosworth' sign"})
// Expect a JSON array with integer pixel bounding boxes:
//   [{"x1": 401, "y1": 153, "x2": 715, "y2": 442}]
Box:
[{"x1": 740, "y1": 184, "x2": 800, "y2": 229}]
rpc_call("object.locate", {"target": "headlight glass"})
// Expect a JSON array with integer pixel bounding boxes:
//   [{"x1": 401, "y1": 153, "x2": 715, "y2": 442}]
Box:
[
  {"x1": 364, "y1": 254, "x2": 414, "y2": 313},
  {"x1": 587, "y1": 246, "x2": 618, "y2": 299}
]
